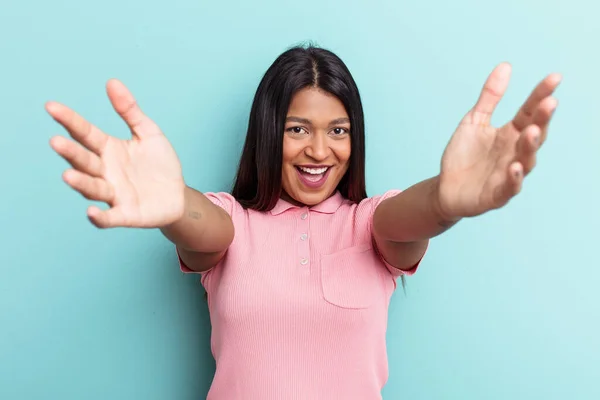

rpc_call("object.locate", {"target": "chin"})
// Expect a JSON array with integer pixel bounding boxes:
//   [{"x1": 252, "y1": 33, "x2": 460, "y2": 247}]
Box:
[
  {"x1": 290, "y1": 187, "x2": 335, "y2": 206},
  {"x1": 299, "y1": 193, "x2": 326, "y2": 206}
]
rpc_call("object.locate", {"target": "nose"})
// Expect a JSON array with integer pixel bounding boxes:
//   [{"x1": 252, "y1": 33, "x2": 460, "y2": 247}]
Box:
[{"x1": 304, "y1": 132, "x2": 330, "y2": 161}]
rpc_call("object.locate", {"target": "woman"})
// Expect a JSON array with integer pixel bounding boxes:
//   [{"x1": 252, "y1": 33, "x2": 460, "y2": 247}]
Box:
[{"x1": 46, "y1": 45, "x2": 561, "y2": 399}]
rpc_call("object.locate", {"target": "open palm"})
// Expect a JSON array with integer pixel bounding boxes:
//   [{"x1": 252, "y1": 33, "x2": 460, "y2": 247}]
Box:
[
  {"x1": 437, "y1": 63, "x2": 562, "y2": 220},
  {"x1": 47, "y1": 80, "x2": 186, "y2": 228}
]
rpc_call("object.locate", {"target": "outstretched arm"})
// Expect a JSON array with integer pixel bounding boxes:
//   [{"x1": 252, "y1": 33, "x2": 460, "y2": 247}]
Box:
[
  {"x1": 373, "y1": 63, "x2": 561, "y2": 271},
  {"x1": 47, "y1": 79, "x2": 234, "y2": 272}
]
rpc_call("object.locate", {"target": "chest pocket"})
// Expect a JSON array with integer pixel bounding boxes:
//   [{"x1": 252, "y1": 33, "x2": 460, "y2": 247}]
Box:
[{"x1": 320, "y1": 245, "x2": 385, "y2": 309}]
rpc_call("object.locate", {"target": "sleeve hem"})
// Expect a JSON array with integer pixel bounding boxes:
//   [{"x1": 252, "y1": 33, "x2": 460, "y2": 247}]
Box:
[{"x1": 369, "y1": 188, "x2": 426, "y2": 278}]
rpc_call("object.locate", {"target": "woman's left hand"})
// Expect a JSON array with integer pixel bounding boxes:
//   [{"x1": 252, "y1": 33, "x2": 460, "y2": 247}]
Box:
[{"x1": 435, "y1": 63, "x2": 562, "y2": 221}]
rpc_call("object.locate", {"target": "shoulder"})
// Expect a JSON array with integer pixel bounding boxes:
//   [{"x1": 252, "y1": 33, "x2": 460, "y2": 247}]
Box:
[
  {"x1": 352, "y1": 189, "x2": 403, "y2": 216},
  {"x1": 320, "y1": 190, "x2": 403, "y2": 239},
  {"x1": 203, "y1": 192, "x2": 244, "y2": 216}
]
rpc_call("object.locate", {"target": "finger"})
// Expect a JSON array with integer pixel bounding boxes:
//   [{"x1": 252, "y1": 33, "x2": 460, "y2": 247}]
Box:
[
  {"x1": 50, "y1": 135, "x2": 104, "y2": 177},
  {"x1": 532, "y1": 96, "x2": 558, "y2": 146},
  {"x1": 471, "y1": 62, "x2": 512, "y2": 124},
  {"x1": 105, "y1": 79, "x2": 161, "y2": 138},
  {"x1": 62, "y1": 169, "x2": 114, "y2": 203},
  {"x1": 515, "y1": 125, "x2": 540, "y2": 175},
  {"x1": 512, "y1": 73, "x2": 562, "y2": 131},
  {"x1": 493, "y1": 162, "x2": 523, "y2": 206},
  {"x1": 87, "y1": 205, "x2": 127, "y2": 229},
  {"x1": 45, "y1": 102, "x2": 109, "y2": 155}
]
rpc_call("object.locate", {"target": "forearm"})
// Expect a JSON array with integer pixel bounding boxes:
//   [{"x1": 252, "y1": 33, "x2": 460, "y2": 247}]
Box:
[
  {"x1": 160, "y1": 186, "x2": 234, "y2": 253},
  {"x1": 373, "y1": 175, "x2": 459, "y2": 243}
]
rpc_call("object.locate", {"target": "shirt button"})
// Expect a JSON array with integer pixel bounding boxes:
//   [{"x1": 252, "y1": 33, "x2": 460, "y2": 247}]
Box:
[
  {"x1": 300, "y1": 212, "x2": 308, "y2": 220},
  {"x1": 300, "y1": 233, "x2": 308, "y2": 241},
  {"x1": 300, "y1": 258, "x2": 308, "y2": 265}
]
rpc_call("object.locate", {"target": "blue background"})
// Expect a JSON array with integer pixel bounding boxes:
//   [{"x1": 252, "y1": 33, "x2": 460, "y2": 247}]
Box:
[{"x1": 1, "y1": 0, "x2": 599, "y2": 399}]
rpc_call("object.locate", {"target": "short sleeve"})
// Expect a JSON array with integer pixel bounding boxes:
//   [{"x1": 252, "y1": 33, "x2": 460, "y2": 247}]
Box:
[
  {"x1": 176, "y1": 192, "x2": 241, "y2": 276},
  {"x1": 204, "y1": 192, "x2": 236, "y2": 215},
  {"x1": 368, "y1": 189, "x2": 426, "y2": 277}
]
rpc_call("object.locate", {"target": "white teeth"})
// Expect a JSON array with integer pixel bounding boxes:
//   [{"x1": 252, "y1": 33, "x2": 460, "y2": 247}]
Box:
[{"x1": 298, "y1": 166, "x2": 328, "y2": 175}]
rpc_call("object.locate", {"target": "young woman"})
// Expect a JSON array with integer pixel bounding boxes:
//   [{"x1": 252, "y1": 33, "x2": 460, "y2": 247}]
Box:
[{"x1": 46, "y1": 45, "x2": 561, "y2": 399}]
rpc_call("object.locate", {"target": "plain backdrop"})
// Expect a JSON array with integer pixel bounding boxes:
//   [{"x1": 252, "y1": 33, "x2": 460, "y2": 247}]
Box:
[{"x1": 1, "y1": 0, "x2": 599, "y2": 399}]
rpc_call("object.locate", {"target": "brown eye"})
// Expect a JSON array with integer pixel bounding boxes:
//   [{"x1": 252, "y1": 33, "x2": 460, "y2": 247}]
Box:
[
  {"x1": 331, "y1": 128, "x2": 348, "y2": 135},
  {"x1": 287, "y1": 126, "x2": 307, "y2": 135}
]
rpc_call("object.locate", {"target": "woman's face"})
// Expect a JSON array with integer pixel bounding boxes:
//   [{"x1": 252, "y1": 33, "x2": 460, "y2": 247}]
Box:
[{"x1": 281, "y1": 87, "x2": 351, "y2": 206}]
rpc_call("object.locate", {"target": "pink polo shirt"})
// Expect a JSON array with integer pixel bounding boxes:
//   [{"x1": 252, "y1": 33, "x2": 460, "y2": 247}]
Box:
[{"x1": 178, "y1": 190, "x2": 422, "y2": 400}]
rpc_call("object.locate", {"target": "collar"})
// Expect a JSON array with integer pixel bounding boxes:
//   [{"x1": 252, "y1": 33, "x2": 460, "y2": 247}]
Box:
[{"x1": 269, "y1": 191, "x2": 345, "y2": 215}]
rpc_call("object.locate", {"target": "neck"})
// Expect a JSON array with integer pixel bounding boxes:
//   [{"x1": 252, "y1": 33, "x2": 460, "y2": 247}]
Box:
[
  {"x1": 280, "y1": 190, "x2": 339, "y2": 208},
  {"x1": 280, "y1": 191, "x2": 306, "y2": 207}
]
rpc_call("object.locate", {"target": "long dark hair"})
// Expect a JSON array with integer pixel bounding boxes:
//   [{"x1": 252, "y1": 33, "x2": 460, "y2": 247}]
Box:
[{"x1": 231, "y1": 44, "x2": 367, "y2": 210}]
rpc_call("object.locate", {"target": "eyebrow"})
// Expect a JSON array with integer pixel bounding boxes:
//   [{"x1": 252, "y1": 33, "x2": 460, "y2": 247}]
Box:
[{"x1": 285, "y1": 116, "x2": 350, "y2": 126}]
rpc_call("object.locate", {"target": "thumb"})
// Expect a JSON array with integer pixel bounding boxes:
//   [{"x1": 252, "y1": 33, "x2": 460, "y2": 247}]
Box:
[
  {"x1": 106, "y1": 79, "x2": 162, "y2": 139},
  {"x1": 470, "y1": 62, "x2": 512, "y2": 124},
  {"x1": 87, "y1": 205, "x2": 128, "y2": 228}
]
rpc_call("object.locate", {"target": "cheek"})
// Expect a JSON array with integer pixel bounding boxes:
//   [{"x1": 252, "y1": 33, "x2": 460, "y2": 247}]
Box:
[
  {"x1": 336, "y1": 141, "x2": 352, "y2": 168},
  {"x1": 282, "y1": 137, "x2": 302, "y2": 167},
  {"x1": 281, "y1": 139, "x2": 299, "y2": 184}
]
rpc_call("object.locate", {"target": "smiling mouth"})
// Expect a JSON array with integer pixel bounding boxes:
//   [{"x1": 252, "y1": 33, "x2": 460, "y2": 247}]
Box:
[{"x1": 295, "y1": 166, "x2": 331, "y2": 188}]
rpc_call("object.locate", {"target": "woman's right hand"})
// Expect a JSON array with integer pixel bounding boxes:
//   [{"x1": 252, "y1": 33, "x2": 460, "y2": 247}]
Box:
[{"x1": 47, "y1": 79, "x2": 186, "y2": 229}]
